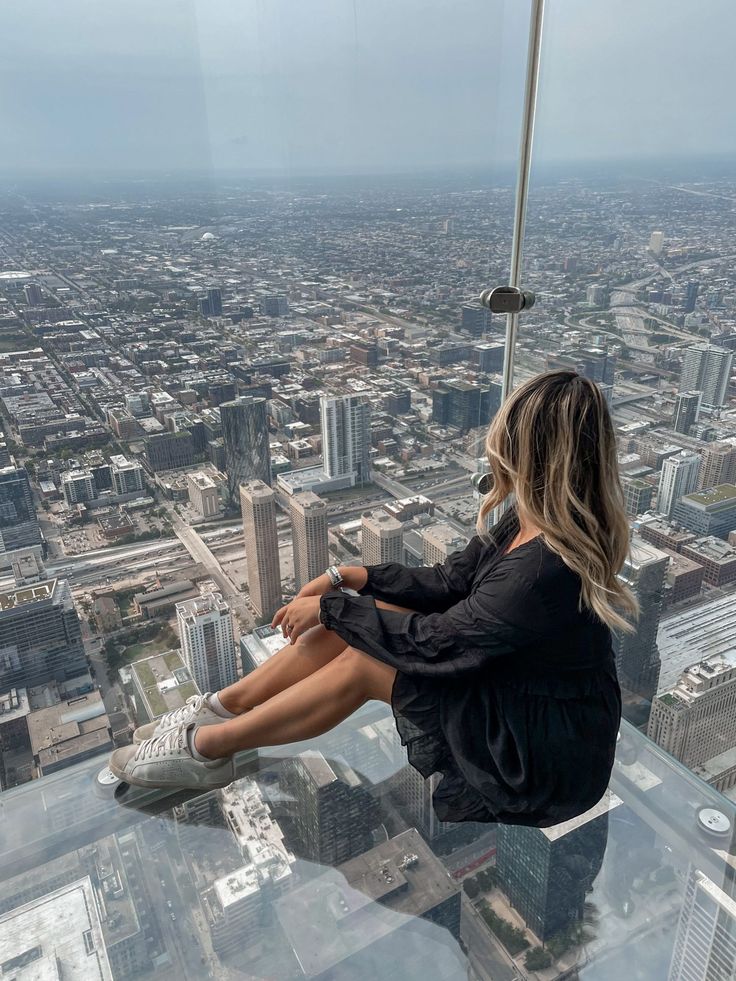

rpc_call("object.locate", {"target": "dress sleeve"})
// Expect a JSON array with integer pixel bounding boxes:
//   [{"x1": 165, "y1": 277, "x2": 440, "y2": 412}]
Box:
[
  {"x1": 355, "y1": 535, "x2": 486, "y2": 614},
  {"x1": 320, "y1": 561, "x2": 546, "y2": 677}
]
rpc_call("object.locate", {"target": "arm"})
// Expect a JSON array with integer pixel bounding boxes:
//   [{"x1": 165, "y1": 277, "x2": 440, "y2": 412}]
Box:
[
  {"x1": 341, "y1": 535, "x2": 486, "y2": 615},
  {"x1": 319, "y1": 562, "x2": 545, "y2": 677}
]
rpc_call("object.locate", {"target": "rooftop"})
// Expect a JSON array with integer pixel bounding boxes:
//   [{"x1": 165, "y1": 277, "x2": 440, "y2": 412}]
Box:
[
  {"x1": 684, "y1": 483, "x2": 736, "y2": 507},
  {"x1": 0, "y1": 580, "x2": 55, "y2": 613},
  {"x1": 0, "y1": 877, "x2": 112, "y2": 980}
]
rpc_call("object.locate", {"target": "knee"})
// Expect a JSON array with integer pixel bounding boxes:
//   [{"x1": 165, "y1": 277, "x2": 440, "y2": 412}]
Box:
[{"x1": 334, "y1": 646, "x2": 366, "y2": 671}]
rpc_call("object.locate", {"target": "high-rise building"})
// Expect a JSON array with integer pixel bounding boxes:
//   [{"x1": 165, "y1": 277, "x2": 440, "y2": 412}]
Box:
[
  {"x1": 0, "y1": 578, "x2": 87, "y2": 690},
  {"x1": 649, "y1": 652, "x2": 736, "y2": 771},
  {"x1": 613, "y1": 536, "x2": 669, "y2": 712},
  {"x1": 274, "y1": 828, "x2": 462, "y2": 977},
  {"x1": 361, "y1": 510, "x2": 403, "y2": 565},
  {"x1": 60, "y1": 469, "x2": 96, "y2": 506},
  {"x1": 683, "y1": 281, "x2": 700, "y2": 314},
  {"x1": 679, "y1": 344, "x2": 733, "y2": 409},
  {"x1": 0, "y1": 466, "x2": 42, "y2": 553},
  {"x1": 23, "y1": 282, "x2": 43, "y2": 306},
  {"x1": 320, "y1": 394, "x2": 371, "y2": 486},
  {"x1": 338, "y1": 829, "x2": 461, "y2": 938},
  {"x1": 221, "y1": 396, "x2": 271, "y2": 506},
  {"x1": 204, "y1": 780, "x2": 295, "y2": 957},
  {"x1": 420, "y1": 523, "x2": 468, "y2": 567},
  {"x1": 497, "y1": 790, "x2": 616, "y2": 941},
  {"x1": 621, "y1": 476, "x2": 654, "y2": 518},
  {"x1": 110, "y1": 455, "x2": 145, "y2": 495},
  {"x1": 460, "y1": 304, "x2": 492, "y2": 337},
  {"x1": 649, "y1": 230, "x2": 665, "y2": 255},
  {"x1": 658, "y1": 451, "x2": 701, "y2": 518},
  {"x1": 260, "y1": 295, "x2": 288, "y2": 317},
  {"x1": 672, "y1": 484, "x2": 736, "y2": 540},
  {"x1": 176, "y1": 592, "x2": 237, "y2": 694},
  {"x1": 698, "y1": 443, "x2": 736, "y2": 490},
  {"x1": 240, "y1": 480, "x2": 282, "y2": 621},
  {"x1": 431, "y1": 379, "x2": 493, "y2": 431},
  {"x1": 187, "y1": 471, "x2": 221, "y2": 518},
  {"x1": 586, "y1": 284, "x2": 609, "y2": 307},
  {"x1": 207, "y1": 287, "x2": 223, "y2": 317},
  {"x1": 473, "y1": 342, "x2": 505, "y2": 373},
  {"x1": 281, "y1": 749, "x2": 380, "y2": 865},
  {"x1": 673, "y1": 391, "x2": 702, "y2": 434},
  {"x1": 669, "y1": 867, "x2": 736, "y2": 980},
  {"x1": 144, "y1": 431, "x2": 195, "y2": 472},
  {"x1": 289, "y1": 491, "x2": 329, "y2": 592}
]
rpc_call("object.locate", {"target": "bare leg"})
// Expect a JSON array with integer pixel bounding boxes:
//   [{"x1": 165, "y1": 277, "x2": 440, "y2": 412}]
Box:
[
  {"x1": 218, "y1": 600, "x2": 413, "y2": 714},
  {"x1": 196, "y1": 647, "x2": 397, "y2": 759}
]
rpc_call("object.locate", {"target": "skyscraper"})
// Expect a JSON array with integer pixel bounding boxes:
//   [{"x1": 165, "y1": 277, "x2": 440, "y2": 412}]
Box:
[
  {"x1": 649, "y1": 230, "x2": 665, "y2": 255},
  {"x1": 221, "y1": 397, "x2": 271, "y2": 507},
  {"x1": 669, "y1": 867, "x2": 736, "y2": 980},
  {"x1": 613, "y1": 537, "x2": 669, "y2": 713},
  {"x1": 207, "y1": 287, "x2": 223, "y2": 317},
  {"x1": 0, "y1": 578, "x2": 87, "y2": 690},
  {"x1": 648, "y1": 652, "x2": 736, "y2": 772},
  {"x1": 0, "y1": 466, "x2": 42, "y2": 553},
  {"x1": 673, "y1": 391, "x2": 702, "y2": 435},
  {"x1": 621, "y1": 476, "x2": 654, "y2": 518},
  {"x1": 679, "y1": 344, "x2": 733, "y2": 409},
  {"x1": 176, "y1": 592, "x2": 237, "y2": 693},
  {"x1": 320, "y1": 394, "x2": 371, "y2": 486},
  {"x1": 697, "y1": 442, "x2": 736, "y2": 490},
  {"x1": 281, "y1": 749, "x2": 380, "y2": 865},
  {"x1": 361, "y1": 510, "x2": 403, "y2": 565},
  {"x1": 658, "y1": 451, "x2": 701, "y2": 518},
  {"x1": 240, "y1": 480, "x2": 282, "y2": 621},
  {"x1": 497, "y1": 790, "x2": 615, "y2": 941},
  {"x1": 289, "y1": 491, "x2": 329, "y2": 591},
  {"x1": 420, "y1": 523, "x2": 468, "y2": 566},
  {"x1": 683, "y1": 281, "x2": 700, "y2": 314},
  {"x1": 460, "y1": 303, "x2": 492, "y2": 337}
]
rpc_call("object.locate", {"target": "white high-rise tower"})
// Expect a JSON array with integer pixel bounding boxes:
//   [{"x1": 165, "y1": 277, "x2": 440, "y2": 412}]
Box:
[
  {"x1": 658, "y1": 451, "x2": 701, "y2": 518},
  {"x1": 176, "y1": 592, "x2": 237, "y2": 693},
  {"x1": 320, "y1": 395, "x2": 371, "y2": 486}
]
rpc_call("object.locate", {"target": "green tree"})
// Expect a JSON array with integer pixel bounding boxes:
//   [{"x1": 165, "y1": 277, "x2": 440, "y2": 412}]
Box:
[{"x1": 525, "y1": 947, "x2": 553, "y2": 971}]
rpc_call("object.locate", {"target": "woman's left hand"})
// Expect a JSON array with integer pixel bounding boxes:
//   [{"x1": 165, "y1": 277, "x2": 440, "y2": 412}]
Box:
[{"x1": 271, "y1": 596, "x2": 322, "y2": 643}]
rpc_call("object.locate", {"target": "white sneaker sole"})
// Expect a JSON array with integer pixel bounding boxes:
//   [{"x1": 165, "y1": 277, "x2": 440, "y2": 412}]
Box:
[{"x1": 108, "y1": 754, "x2": 235, "y2": 790}]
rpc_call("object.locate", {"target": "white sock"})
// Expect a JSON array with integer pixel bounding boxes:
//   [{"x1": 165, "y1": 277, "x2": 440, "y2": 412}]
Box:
[
  {"x1": 187, "y1": 724, "x2": 216, "y2": 763},
  {"x1": 209, "y1": 691, "x2": 237, "y2": 719}
]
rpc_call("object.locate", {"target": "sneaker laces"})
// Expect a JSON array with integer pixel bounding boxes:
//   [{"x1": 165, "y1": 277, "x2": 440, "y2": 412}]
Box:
[
  {"x1": 136, "y1": 723, "x2": 188, "y2": 761},
  {"x1": 158, "y1": 693, "x2": 211, "y2": 730}
]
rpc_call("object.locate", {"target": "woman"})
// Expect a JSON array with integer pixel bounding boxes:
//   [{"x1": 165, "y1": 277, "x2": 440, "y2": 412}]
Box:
[{"x1": 110, "y1": 369, "x2": 636, "y2": 827}]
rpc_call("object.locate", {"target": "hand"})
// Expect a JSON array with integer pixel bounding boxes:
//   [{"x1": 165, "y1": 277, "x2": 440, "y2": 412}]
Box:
[
  {"x1": 271, "y1": 596, "x2": 322, "y2": 643},
  {"x1": 296, "y1": 573, "x2": 333, "y2": 599}
]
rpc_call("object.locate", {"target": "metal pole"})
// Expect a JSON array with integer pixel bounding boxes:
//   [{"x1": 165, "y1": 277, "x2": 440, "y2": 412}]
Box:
[{"x1": 501, "y1": 0, "x2": 546, "y2": 402}]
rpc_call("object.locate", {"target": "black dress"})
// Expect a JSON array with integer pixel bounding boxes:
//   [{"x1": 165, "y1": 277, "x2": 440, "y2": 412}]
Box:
[{"x1": 318, "y1": 507, "x2": 622, "y2": 828}]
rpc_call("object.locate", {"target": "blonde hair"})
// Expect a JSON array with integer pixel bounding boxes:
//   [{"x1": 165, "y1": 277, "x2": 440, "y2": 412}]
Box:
[{"x1": 477, "y1": 369, "x2": 638, "y2": 633}]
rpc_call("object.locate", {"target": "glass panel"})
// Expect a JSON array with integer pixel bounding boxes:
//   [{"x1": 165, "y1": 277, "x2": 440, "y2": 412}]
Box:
[
  {"x1": 1, "y1": 715, "x2": 736, "y2": 979},
  {"x1": 514, "y1": 1, "x2": 736, "y2": 974}
]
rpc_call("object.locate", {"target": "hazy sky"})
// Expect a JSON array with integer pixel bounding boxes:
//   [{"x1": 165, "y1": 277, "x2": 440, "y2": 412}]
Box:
[{"x1": 1, "y1": 0, "x2": 734, "y2": 177}]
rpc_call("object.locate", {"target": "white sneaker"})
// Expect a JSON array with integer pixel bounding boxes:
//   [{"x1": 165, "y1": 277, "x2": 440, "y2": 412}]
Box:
[
  {"x1": 132, "y1": 693, "x2": 229, "y2": 745},
  {"x1": 109, "y1": 723, "x2": 235, "y2": 790}
]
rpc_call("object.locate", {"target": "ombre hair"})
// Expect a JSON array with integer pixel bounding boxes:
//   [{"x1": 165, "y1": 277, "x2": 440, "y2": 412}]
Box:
[{"x1": 477, "y1": 369, "x2": 638, "y2": 633}]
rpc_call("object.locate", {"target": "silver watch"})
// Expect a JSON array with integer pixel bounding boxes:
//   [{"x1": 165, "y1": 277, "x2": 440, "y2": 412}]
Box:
[{"x1": 325, "y1": 565, "x2": 344, "y2": 588}]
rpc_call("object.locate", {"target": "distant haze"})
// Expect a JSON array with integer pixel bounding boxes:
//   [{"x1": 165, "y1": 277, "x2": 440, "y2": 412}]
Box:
[{"x1": 1, "y1": 0, "x2": 734, "y2": 178}]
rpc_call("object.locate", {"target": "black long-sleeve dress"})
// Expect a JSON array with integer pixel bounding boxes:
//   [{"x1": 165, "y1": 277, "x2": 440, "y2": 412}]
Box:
[{"x1": 319, "y1": 507, "x2": 622, "y2": 828}]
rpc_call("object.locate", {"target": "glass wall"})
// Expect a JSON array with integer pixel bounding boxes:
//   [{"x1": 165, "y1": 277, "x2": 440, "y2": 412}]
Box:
[{"x1": 0, "y1": 0, "x2": 735, "y2": 977}]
